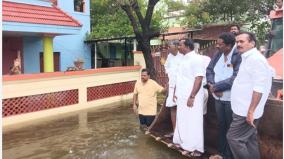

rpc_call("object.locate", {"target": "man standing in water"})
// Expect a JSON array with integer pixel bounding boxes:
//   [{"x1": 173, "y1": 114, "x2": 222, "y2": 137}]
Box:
[
  {"x1": 133, "y1": 68, "x2": 166, "y2": 130},
  {"x1": 227, "y1": 32, "x2": 273, "y2": 159},
  {"x1": 164, "y1": 40, "x2": 183, "y2": 137}
]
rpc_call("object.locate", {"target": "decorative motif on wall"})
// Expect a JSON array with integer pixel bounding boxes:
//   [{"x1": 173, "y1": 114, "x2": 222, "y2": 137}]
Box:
[
  {"x1": 87, "y1": 81, "x2": 136, "y2": 101},
  {"x1": 3, "y1": 89, "x2": 78, "y2": 117}
]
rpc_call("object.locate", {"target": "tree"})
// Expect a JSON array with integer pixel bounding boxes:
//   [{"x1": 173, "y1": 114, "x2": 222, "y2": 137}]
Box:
[
  {"x1": 117, "y1": 0, "x2": 162, "y2": 79},
  {"x1": 89, "y1": 0, "x2": 165, "y2": 79},
  {"x1": 89, "y1": 0, "x2": 134, "y2": 39}
]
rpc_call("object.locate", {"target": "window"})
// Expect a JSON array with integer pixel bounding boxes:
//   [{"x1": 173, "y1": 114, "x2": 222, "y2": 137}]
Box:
[{"x1": 74, "y1": 0, "x2": 85, "y2": 12}]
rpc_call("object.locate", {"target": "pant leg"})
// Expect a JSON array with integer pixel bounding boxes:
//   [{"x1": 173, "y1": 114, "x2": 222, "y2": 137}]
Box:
[
  {"x1": 138, "y1": 114, "x2": 147, "y2": 126},
  {"x1": 246, "y1": 120, "x2": 261, "y2": 159},
  {"x1": 145, "y1": 115, "x2": 156, "y2": 127},
  {"x1": 214, "y1": 100, "x2": 226, "y2": 156},
  {"x1": 223, "y1": 101, "x2": 233, "y2": 159},
  {"x1": 227, "y1": 113, "x2": 260, "y2": 159}
]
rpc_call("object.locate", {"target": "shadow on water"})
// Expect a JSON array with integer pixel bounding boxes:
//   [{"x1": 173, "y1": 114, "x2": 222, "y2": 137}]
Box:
[{"x1": 3, "y1": 103, "x2": 188, "y2": 159}]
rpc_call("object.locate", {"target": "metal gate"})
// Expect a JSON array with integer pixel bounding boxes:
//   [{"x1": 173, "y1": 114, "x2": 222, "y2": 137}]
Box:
[{"x1": 151, "y1": 44, "x2": 169, "y2": 87}]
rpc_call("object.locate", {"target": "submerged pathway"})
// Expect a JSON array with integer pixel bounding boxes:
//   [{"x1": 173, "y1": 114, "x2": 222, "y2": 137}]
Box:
[{"x1": 3, "y1": 104, "x2": 188, "y2": 159}]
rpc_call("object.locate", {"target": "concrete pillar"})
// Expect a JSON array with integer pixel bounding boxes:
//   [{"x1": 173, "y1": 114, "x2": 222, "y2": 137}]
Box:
[
  {"x1": 133, "y1": 51, "x2": 146, "y2": 69},
  {"x1": 43, "y1": 36, "x2": 54, "y2": 72}
]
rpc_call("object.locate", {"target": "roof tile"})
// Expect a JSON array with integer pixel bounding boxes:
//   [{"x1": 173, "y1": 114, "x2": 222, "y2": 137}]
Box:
[{"x1": 3, "y1": 1, "x2": 81, "y2": 27}]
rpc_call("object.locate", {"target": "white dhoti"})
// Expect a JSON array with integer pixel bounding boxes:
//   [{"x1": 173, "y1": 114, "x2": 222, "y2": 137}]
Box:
[
  {"x1": 172, "y1": 51, "x2": 205, "y2": 153},
  {"x1": 166, "y1": 86, "x2": 176, "y2": 107},
  {"x1": 166, "y1": 76, "x2": 177, "y2": 107},
  {"x1": 173, "y1": 93, "x2": 204, "y2": 152}
]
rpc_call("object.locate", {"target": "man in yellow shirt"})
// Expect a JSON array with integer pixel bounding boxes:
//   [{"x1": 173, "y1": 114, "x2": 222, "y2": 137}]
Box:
[{"x1": 133, "y1": 68, "x2": 165, "y2": 130}]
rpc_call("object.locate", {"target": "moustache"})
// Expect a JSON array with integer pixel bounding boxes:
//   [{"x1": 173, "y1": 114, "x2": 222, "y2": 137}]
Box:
[{"x1": 237, "y1": 46, "x2": 242, "y2": 50}]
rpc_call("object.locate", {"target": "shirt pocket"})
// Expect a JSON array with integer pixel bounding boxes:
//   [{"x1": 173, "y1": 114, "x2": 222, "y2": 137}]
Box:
[{"x1": 223, "y1": 63, "x2": 234, "y2": 78}]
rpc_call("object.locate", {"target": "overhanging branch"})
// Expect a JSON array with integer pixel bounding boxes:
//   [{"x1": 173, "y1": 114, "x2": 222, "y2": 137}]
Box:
[
  {"x1": 145, "y1": 0, "x2": 159, "y2": 26},
  {"x1": 130, "y1": 0, "x2": 147, "y2": 32},
  {"x1": 121, "y1": 4, "x2": 141, "y2": 36}
]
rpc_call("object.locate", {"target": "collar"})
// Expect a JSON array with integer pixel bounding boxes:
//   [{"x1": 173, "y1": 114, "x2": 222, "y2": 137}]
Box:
[
  {"x1": 224, "y1": 47, "x2": 234, "y2": 59},
  {"x1": 177, "y1": 52, "x2": 183, "y2": 56},
  {"x1": 241, "y1": 48, "x2": 257, "y2": 59},
  {"x1": 185, "y1": 50, "x2": 195, "y2": 57}
]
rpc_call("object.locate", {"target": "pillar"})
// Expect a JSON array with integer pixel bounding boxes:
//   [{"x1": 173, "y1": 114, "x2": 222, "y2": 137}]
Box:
[{"x1": 43, "y1": 36, "x2": 54, "y2": 72}]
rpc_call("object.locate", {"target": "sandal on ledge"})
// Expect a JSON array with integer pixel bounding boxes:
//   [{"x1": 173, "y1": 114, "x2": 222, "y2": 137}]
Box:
[
  {"x1": 190, "y1": 150, "x2": 202, "y2": 157},
  {"x1": 181, "y1": 150, "x2": 190, "y2": 155},
  {"x1": 209, "y1": 154, "x2": 223, "y2": 159},
  {"x1": 174, "y1": 144, "x2": 181, "y2": 148},
  {"x1": 164, "y1": 132, "x2": 174, "y2": 138}
]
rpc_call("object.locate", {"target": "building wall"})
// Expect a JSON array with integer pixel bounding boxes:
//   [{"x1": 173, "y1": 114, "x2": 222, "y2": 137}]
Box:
[
  {"x1": 2, "y1": 37, "x2": 23, "y2": 75},
  {"x1": 5, "y1": 0, "x2": 91, "y2": 73},
  {"x1": 3, "y1": 66, "x2": 141, "y2": 128},
  {"x1": 54, "y1": 0, "x2": 91, "y2": 71},
  {"x1": 23, "y1": 37, "x2": 42, "y2": 73}
]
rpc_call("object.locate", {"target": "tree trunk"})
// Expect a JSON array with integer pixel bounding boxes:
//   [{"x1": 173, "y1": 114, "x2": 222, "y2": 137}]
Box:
[{"x1": 137, "y1": 38, "x2": 156, "y2": 80}]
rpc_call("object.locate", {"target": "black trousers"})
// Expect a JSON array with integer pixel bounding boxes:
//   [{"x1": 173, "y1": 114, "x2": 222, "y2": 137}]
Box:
[{"x1": 138, "y1": 114, "x2": 155, "y2": 127}]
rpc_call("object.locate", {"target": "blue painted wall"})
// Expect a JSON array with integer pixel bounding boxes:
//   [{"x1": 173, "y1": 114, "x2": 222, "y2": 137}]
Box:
[
  {"x1": 54, "y1": 0, "x2": 91, "y2": 71},
  {"x1": 23, "y1": 37, "x2": 42, "y2": 73}
]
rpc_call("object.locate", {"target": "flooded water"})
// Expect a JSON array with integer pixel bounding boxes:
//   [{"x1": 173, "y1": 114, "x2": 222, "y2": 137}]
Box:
[{"x1": 3, "y1": 103, "x2": 188, "y2": 159}]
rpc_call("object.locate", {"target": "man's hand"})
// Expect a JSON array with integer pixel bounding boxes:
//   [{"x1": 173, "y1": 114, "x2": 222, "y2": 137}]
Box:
[
  {"x1": 173, "y1": 95, "x2": 177, "y2": 103},
  {"x1": 208, "y1": 83, "x2": 214, "y2": 93},
  {"x1": 214, "y1": 92, "x2": 223, "y2": 97},
  {"x1": 133, "y1": 104, "x2": 138, "y2": 115},
  {"x1": 164, "y1": 84, "x2": 169, "y2": 93},
  {"x1": 187, "y1": 97, "x2": 194, "y2": 107},
  {"x1": 246, "y1": 111, "x2": 256, "y2": 128}
]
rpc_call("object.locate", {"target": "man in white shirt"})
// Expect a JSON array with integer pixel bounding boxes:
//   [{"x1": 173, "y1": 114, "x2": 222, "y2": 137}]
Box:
[
  {"x1": 173, "y1": 39, "x2": 205, "y2": 157},
  {"x1": 194, "y1": 42, "x2": 211, "y2": 115},
  {"x1": 227, "y1": 32, "x2": 273, "y2": 159},
  {"x1": 207, "y1": 32, "x2": 242, "y2": 159},
  {"x1": 164, "y1": 40, "x2": 183, "y2": 137}
]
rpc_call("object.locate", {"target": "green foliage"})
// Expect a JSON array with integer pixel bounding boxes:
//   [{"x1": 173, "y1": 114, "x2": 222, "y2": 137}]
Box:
[
  {"x1": 182, "y1": 0, "x2": 211, "y2": 27},
  {"x1": 89, "y1": 0, "x2": 165, "y2": 39},
  {"x1": 241, "y1": 0, "x2": 274, "y2": 44},
  {"x1": 89, "y1": 0, "x2": 134, "y2": 39},
  {"x1": 163, "y1": 0, "x2": 186, "y2": 12},
  {"x1": 183, "y1": 0, "x2": 275, "y2": 44}
]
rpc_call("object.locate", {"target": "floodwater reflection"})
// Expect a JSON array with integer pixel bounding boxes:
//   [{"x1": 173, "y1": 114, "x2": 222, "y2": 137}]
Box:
[{"x1": 3, "y1": 104, "x2": 187, "y2": 159}]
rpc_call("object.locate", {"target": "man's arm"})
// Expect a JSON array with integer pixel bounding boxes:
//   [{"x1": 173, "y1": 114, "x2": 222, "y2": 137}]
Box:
[
  {"x1": 213, "y1": 52, "x2": 242, "y2": 92},
  {"x1": 246, "y1": 56, "x2": 270, "y2": 127},
  {"x1": 133, "y1": 93, "x2": 138, "y2": 115},
  {"x1": 187, "y1": 76, "x2": 203, "y2": 107},
  {"x1": 206, "y1": 53, "x2": 221, "y2": 85},
  {"x1": 246, "y1": 91, "x2": 262, "y2": 127},
  {"x1": 206, "y1": 59, "x2": 216, "y2": 85}
]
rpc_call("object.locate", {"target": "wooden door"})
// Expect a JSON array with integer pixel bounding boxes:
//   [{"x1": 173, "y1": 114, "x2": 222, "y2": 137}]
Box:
[{"x1": 40, "y1": 52, "x2": 60, "y2": 72}]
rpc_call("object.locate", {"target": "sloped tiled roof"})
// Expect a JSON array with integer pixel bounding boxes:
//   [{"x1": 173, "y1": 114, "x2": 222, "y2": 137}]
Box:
[{"x1": 3, "y1": 1, "x2": 81, "y2": 27}]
